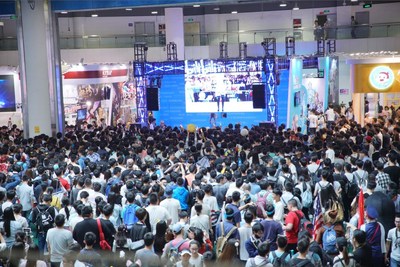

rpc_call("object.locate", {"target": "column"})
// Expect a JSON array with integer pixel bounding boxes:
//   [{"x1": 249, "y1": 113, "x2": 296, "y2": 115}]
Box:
[
  {"x1": 16, "y1": 0, "x2": 64, "y2": 137},
  {"x1": 165, "y1": 8, "x2": 184, "y2": 60}
]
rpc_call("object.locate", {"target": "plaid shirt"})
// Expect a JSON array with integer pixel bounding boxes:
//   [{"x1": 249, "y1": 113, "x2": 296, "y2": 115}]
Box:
[{"x1": 376, "y1": 171, "x2": 391, "y2": 191}]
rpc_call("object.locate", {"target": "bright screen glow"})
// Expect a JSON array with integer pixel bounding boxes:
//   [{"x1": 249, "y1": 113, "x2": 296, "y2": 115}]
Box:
[
  {"x1": 185, "y1": 59, "x2": 264, "y2": 113},
  {"x1": 0, "y1": 75, "x2": 16, "y2": 112}
]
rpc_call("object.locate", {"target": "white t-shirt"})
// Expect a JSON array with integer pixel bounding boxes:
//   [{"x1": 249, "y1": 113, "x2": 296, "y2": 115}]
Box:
[
  {"x1": 387, "y1": 227, "x2": 400, "y2": 261},
  {"x1": 308, "y1": 114, "x2": 318, "y2": 128},
  {"x1": 160, "y1": 198, "x2": 181, "y2": 224},
  {"x1": 326, "y1": 108, "x2": 335, "y2": 121},
  {"x1": 146, "y1": 205, "x2": 171, "y2": 234},
  {"x1": 238, "y1": 225, "x2": 252, "y2": 261},
  {"x1": 273, "y1": 201, "x2": 284, "y2": 223}
]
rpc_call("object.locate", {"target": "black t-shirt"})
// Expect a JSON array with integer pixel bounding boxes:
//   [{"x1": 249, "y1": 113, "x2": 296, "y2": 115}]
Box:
[
  {"x1": 73, "y1": 218, "x2": 114, "y2": 249},
  {"x1": 353, "y1": 244, "x2": 373, "y2": 267}
]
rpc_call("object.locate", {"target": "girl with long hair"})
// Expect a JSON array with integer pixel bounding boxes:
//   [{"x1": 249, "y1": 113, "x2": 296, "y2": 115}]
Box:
[{"x1": 0, "y1": 207, "x2": 22, "y2": 248}]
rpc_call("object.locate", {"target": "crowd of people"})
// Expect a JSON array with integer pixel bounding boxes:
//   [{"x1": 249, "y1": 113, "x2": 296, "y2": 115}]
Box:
[{"x1": 0, "y1": 106, "x2": 399, "y2": 267}]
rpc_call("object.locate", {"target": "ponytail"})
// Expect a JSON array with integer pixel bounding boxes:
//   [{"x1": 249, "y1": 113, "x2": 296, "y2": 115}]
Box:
[{"x1": 340, "y1": 244, "x2": 350, "y2": 265}]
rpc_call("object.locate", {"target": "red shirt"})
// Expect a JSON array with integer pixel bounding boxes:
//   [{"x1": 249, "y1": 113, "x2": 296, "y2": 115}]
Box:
[
  {"x1": 59, "y1": 177, "x2": 71, "y2": 191},
  {"x1": 285, "y1": 210, "x2": 304, "y2": 244}
]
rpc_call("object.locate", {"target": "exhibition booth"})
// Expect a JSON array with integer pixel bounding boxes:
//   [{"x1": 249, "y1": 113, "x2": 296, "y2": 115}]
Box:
[
  {"x1": 0, "y1": 55, "x2": 339, "y2": 130},
  {"x1": 348, "y1": 58, "x2": 400, "y2": 124},
  {"x1": 0, "y1": 66, "x2": 22, "y2": 128}
]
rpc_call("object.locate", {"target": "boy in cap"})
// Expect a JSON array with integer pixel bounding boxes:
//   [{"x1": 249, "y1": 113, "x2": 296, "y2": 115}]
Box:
[{"x1": 359, "y1": 206, "x2": 386, "y2": 267}]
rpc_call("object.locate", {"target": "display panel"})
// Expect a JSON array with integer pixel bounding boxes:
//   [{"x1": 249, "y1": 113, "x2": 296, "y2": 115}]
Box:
[
  {"x1": 0, "y1": 75, "x2": 16, "y2": 112},
  {"x1": 185, "y1": 59, "x2": 264, "y2": 113}
]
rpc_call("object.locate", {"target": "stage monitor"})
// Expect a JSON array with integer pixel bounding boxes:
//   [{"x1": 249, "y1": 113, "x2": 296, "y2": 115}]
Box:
[
  {"x1": 185, "y1": 71, "x2": 263, "y2": 113},
  {"x1": 0, "y1": 75, "x2": 16, "y2": 112},
  {"x1": 76, "y1": 109, "x2": 87, "y2": 121}
]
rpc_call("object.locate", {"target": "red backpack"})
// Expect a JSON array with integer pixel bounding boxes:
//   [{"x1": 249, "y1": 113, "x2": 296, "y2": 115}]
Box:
[{"x1": 256, "y1": 191, "x2": 269, "y2": 218}]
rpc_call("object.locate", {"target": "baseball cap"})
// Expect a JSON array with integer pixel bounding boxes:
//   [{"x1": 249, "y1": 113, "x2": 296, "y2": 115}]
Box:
[
  {"x1": 180, "y1": 250, "x2": 191, "y2": 256},
  {"x1": 165, "y1": 187, "x2": 173, "y2": 196},
  {"x1": 172, "y1": 223, "x2": 183, "y2": 233}
]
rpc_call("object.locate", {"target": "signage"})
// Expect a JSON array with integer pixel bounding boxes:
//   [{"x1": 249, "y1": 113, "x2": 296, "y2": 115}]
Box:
[
  {"x1": 318, "y1": 69, "x2": 324, "y2": 78},
  {"x1": 369, "y1": 66, "x2": 395, "y2": 91},
  {"x1": 363, "y1": 3, "x2": 372, "y2": 8}
]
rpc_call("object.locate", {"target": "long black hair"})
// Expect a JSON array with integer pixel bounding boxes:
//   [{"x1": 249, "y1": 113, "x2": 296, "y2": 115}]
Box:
[{"x1": 3, "y1": 207, "x2": 15, "y2": 237}]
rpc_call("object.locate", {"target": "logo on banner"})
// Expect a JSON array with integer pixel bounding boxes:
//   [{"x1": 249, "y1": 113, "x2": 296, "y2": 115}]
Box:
[
  {"x1": 369, "y1": 66, "x2": 394, "y2": 91},
  {"x1": 102, "y1": 70, "x2": 113, "y2": 77}
]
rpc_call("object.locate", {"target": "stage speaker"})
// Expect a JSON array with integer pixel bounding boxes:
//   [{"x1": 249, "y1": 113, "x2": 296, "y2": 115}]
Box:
[
  {"x1": 146, "y1": 87, "x2": 159, "y2": 111},
  {"x1": 252, "y1": 85, "x2": 266, "y2": 109}
]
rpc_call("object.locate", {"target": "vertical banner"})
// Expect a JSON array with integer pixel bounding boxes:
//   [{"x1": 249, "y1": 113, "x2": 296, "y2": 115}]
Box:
[{"x1": 287, "y1": 58, "x2": 307, "y2": 133}]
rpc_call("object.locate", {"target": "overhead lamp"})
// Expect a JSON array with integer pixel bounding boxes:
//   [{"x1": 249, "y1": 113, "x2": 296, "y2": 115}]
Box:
[
  {"x1": 293, "y1": 3, "x2": 299, "y2": 10},
  {"x1": 213, "y1": 7, "x2": 220, "y2": 11},
  {"x1": 280, "y1": 2, "x2": 287, "y2": 7},
  {"x1": 61, "y1": 11, "x2": 68, "y2": 14},
  {"x1": 125, "y1": 8, "x2": 132, "y2": 11},
  {"x1": 151, "y1": 11, "x2": 158, "y2": 14},
  {"x1": 350, "y1": 0, "x2": 358, "y2": 2},
  {"x1": 193, "y1": 4, "x2": 200, "y2": 7},
  {"x1": 231, "y1": 11, "x2": 238, "y2": 14},
  {"x1": 91, "y1": 14, "x2": 98, "y2": 17}
]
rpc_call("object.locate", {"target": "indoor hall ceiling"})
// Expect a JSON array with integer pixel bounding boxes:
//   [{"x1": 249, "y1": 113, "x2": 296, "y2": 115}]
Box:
[{"x1": 56, "y1": 0, "x2": 400, "y2": 17}]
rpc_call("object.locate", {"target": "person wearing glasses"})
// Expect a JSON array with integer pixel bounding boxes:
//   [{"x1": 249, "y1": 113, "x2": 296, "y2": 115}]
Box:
[{"x1": 386, "y1": 214, "x2": 400, "y2": 267}]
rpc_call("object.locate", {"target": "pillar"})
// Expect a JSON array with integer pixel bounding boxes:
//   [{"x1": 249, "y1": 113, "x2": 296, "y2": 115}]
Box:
[
  {"x1": 165, "y1": 8, "x2": 184, "y2": 60},
  {"x1": 16, "y1": 0, "x2": 64, "y2": 137}
]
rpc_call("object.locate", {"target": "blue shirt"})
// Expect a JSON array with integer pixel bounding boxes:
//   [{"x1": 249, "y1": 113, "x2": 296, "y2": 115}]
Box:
[
  {"x1": 226, "y1": 203, "x2": 241, "y2": 225},
  {"x1": 172, "y1": 186, "x2": 189, "y2": 210},
  {"x1": 215, "y1": 221, "x2": 239, "y2": 240}
]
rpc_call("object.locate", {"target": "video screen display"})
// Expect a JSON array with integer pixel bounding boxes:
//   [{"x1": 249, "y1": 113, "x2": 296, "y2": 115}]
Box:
[
  {"x1": 0, "y1": 75, "x2": 16, "y2": 112},
  {"x1": 185, "y1": 59, "x2": 264, "y2": 113}
]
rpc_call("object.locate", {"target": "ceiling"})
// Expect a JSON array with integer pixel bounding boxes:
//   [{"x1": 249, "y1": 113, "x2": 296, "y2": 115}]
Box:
[
  {"x1": 55, "y1": 0, "x2": 398, "y2": 17},
  {"x1": 0, "y1": 0, "x2": 398, "y2": 17}
]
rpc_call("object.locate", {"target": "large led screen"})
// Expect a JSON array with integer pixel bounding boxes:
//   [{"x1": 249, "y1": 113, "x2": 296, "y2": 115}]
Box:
[
  {"x1": 0, "y1": 75, "x2": 16, "y2": 112},
  {"x1": 185, "y1": 59, "x2": 263, "y2": 113}
]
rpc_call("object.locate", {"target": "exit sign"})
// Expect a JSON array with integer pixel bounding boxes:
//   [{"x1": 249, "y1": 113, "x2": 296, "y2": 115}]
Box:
[{"x1": 363, "y1": 3, "x2": 372, "y2": 8}]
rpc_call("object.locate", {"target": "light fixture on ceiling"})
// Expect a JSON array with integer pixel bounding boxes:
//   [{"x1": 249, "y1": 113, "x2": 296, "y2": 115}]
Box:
[
  {"x1": 61, "y1": 11, "x2": 68, "y2": 14},
  {"x1": 213, "y1": 7, "x2": 220, "y2": 11},
  {"x1": 280, "y1": 2, "x2": 287, "y2": 7},
  {"x1": 125, "y1": 8, "x2": 132, "y2": 11},
  {"x1": 193, "y1": 4, "x2": 200, "y2": 7},
  {"x1": 231, "y1": 11, "x2": 238, "y2": 14},
  {"x1": 350, "y1": 0, "x2": 358, "y2": 2},
  {"x1": 91, "y1": 14, "x2": 98, "y2": 17},
  {"x1": 151, "y1": 11, "x2": 158, "y2": 14},
  {"x1": 293, "y1": 2, "x2": 299, "y2": 10}
]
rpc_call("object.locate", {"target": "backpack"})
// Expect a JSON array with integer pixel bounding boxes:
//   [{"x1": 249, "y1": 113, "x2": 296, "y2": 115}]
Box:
[
  {"x1": 35, "y1": 207, "x2": 54, "y2": 233},
  {"x1": 354, "y1": 171, "x2": 367, "y2": 189},
  {"x1": 372, "y1": 136, "x2": 381, "y2": 148},
  {"x1": 294, "y1": 211, "x2": 313, "y2": 236},
  {"x1": 215, "y1": 222, "x2": 237, "y2": 258},
  {"x1": 105, "y1": 178, "x2": 121, "y2": 196},
  {"x1": 271, "y1": 251, "x2": 290, "y2": 267},
  {"x1": 256, "y1": 191, "x2": 269, "y2": 218},
  {"x1": 322, "y1": 225, "x2": 338, "y2": 254},
  {"x1": 345, "y1": 175, "x2": 359, "y2": 201},
  {"x1": 291, "y1": 259, "x2": 312, "y2": 267},
  {"x1": 167, "y1": 239, "x2": 187, "y2": 267},
  {"x1": 301, "y1": 183, "x2": 313, "y2": 208},
  {"x1": 309, "y1": 165, "x2": 321, "y2": 186},
  {"x1": 123, "y1": 204, "x2": 139, "y2": 229}
]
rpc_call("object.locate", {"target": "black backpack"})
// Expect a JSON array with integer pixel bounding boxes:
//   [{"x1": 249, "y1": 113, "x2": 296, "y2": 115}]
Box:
[
  {"x1": 271, "y1": 251, "x2": 290, "y2": 267},
  {"x1": 35, "y1": 206, "x2": 54, "y2": 233}
]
